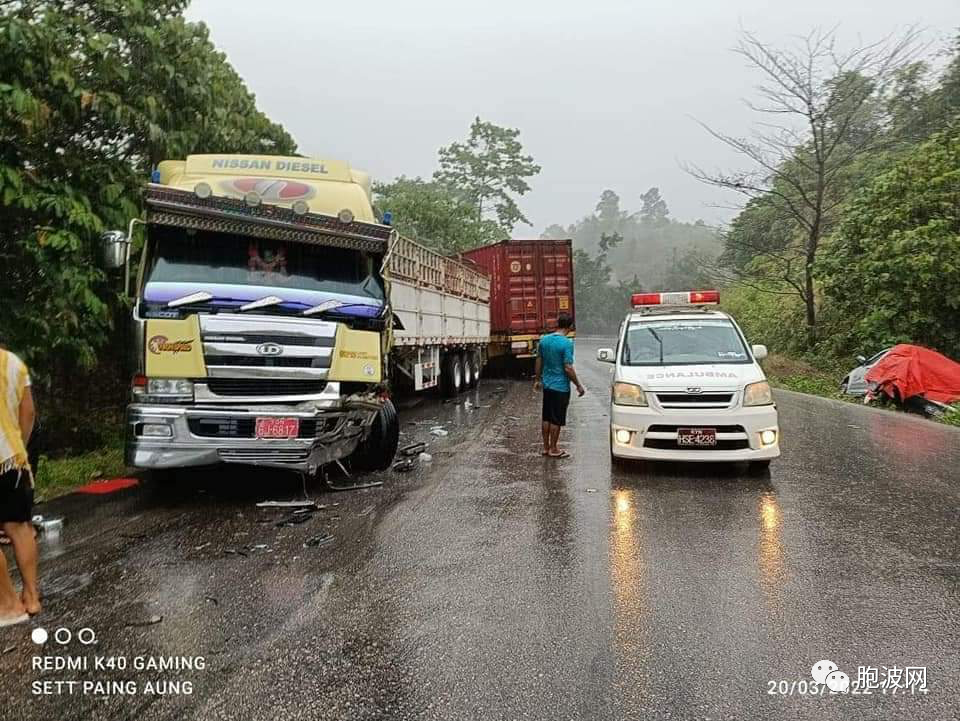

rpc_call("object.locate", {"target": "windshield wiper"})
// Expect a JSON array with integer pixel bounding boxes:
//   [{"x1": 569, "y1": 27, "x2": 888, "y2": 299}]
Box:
[
  {"x1": 167, "y1": 291, "x2": 214, "y2": 308},
  {"x1": 301, "y1": 301, "x2": 380, "y2": 317},
  {"x1": 239, "y1": 295, "x2": 284, "y2": 312},
  {"x1": 646, "y1": 327, "x2": 664, "y2": 364}
]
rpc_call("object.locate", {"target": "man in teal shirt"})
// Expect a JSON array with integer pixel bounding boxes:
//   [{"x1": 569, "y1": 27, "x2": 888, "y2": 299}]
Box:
[{"x1": 534, "y1": 313, "x2": 585, "y2": 458}]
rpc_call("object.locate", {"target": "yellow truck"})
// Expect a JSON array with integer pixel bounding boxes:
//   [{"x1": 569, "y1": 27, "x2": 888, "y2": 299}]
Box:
[{"x1": 101, "y1": 154, "x2": 490, "y2": 478}]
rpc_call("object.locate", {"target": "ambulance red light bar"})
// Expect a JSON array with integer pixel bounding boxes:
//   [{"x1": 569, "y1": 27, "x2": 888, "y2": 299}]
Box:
[{"x1": 631, "y1": 290, "x2": 720, "y2": 307}]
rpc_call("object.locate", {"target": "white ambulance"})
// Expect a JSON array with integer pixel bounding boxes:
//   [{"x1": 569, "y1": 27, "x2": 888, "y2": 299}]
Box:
[{"x1": 597, "y1": 291, "x2": 780, "y2": 469}]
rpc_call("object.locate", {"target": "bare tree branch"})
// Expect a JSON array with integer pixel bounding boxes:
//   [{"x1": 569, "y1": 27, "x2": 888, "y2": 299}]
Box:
[{"x1": 687, "y1": 25, "x2": 922, "y2": 338}]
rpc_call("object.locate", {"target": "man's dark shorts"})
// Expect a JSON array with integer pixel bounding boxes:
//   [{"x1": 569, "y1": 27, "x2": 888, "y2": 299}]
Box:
[
  {"x1": 0, "y1": 469, "x2": 34, "y2": 523},
  {"x1": 542, "y1": 388, "x2": 571, "y2": 426}
]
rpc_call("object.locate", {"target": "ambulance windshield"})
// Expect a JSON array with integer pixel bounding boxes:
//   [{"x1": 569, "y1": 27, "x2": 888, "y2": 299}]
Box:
[{"x1": 622, "y1": 318, "x2": 750, "y2": 366}]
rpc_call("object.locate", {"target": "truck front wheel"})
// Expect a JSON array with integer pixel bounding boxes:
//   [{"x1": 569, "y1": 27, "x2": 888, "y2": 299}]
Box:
[{"x1": 350, "y1": 399, "x2": 400, "y2": 472}]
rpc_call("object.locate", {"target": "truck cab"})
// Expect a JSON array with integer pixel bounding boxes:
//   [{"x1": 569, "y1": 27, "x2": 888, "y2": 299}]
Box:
[
  {"x1": 103, "y1": 154, "x2": 400, "y2": 477},
  {"x1": 597, "y1": 290, "x2": 780, "y2": 469}
]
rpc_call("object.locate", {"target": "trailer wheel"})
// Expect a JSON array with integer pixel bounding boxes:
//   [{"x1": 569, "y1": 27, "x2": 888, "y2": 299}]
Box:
[
  {"x1": 465, "y1": 351, "x2": 480, "y2": 388},
  {"x1": 461, "y1": 352, "x2": 474, "y2": 389},
  {"x1": 350, "y1": 399, "x2": 400, "y2": 472},
  {"x1": 440, "y1": 353, "x2": 463, "y2": 397}
]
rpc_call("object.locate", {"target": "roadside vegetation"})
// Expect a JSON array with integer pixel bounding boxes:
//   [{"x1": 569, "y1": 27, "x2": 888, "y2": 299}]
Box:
[{"x1": 34, "y1": 437, "x2": 125, "y2": 501}]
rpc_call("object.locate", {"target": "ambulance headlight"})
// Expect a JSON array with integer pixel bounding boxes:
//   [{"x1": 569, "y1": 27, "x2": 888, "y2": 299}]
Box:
[
  {"x1": 612, "y1": 382, "x2": 647, "y2": 407},
  {"x1": 743, "y1": 381, "x2": 773, "y2": 406}
]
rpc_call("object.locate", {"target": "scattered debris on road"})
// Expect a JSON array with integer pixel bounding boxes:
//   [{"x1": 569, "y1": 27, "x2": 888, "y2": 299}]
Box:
[
  {"x1": 124, "y1": 614, "x2": 163, "y2": 628},
  {"x1": 275, "y1": 512, "x2": 314, "y2": 527},
  {"x1": 304, "y1": 533, "x2": 335, "y2": 548},
  {"x1": 393, "y1": 459, "x2": 415, "y2": 473},
  {"x1": 430, "y1": 426, "x2": 449, "y2": 437},
  {"x1": 256, "y1": 500, "x2": 319, "y2": 509},
  {"x1": 400, "y1": 441, "x2": 427, "y2": 457},
  {"x1": 419, "y1": 452, "x2": 433, "y2": 463}
]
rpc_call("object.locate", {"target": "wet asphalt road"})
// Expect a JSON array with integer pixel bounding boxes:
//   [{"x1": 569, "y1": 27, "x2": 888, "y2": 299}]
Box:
[{"x1": 1, "y1": 337, "x2": 958, "y2": 721}]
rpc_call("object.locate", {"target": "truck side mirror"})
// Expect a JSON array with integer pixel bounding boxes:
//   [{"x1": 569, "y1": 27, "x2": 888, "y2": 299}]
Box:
[
  {"x1": 751, "y1": 344, "x2": 768, "y2": 361},
  {"x1": 101, "y1": 230, "x2": 129, "y2": 269},
  {"x1": 597, "y1": 348, "x2": 615, "y2": 363},
  {"x1": 855, "y1": 354, "x2": 867, "y2": 365}
]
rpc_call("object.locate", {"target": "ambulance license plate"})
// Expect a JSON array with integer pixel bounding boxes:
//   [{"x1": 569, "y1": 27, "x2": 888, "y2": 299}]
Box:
[
  {"x1": 677, "y1": 428, "x2": 717, "y2": 447},
  {"x1": 255, "y1": 417, "x2": 300, "y2": 439}
]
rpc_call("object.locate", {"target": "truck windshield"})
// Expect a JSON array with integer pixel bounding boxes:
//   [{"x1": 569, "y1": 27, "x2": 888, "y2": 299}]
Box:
[
  {"x1": 621, "y1": 318, "x2": 751, "y2": 366},
  {"x1": 144, "y1": 228, "x2": 385, "y2": 301}
]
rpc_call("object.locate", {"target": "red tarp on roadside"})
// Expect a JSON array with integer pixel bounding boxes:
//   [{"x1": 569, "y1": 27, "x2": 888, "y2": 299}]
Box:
[{"x1": 864, "y1": 344, "x2": 960, "y2": 404}]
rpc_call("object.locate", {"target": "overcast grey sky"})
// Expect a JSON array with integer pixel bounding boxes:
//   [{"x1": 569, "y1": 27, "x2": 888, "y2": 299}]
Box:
[{"x1": 186, "y1": 0, "x2": 957, "y2": 233}]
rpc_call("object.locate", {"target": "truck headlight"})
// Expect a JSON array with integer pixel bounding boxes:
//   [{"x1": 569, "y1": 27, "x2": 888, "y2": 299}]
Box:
[
  {"x1": 135, "y1": 378, "x2": 194, "y2": 403},
  {"x1": 612, "y1": 382, "x2": 647, "y2": 407},
  {"x1": 743, "y1": 381, "x2": 773, "y2": 406}
]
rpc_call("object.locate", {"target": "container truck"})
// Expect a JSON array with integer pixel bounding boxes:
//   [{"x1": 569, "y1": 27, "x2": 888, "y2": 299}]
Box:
[
  {"x1": 460, "y1": 238, "x2": 575, "y2": 364},
  {"x1": 101, "y1": 154, "x2": 490, "y2": 479}
]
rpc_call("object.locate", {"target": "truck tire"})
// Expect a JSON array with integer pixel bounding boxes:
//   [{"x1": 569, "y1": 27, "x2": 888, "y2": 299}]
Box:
[
  {"x1": 461, "y1": 352, "x2": 474, "y2": 388},
  {"x1": 350, "y1": 399, "x2": 400, "y2": 472},
  {"x1": 440, "y1": 353, "x2": 463, "y2": 397},
  {"x1": 465, "y1": 351, "x2": 480, "y2": 388}
]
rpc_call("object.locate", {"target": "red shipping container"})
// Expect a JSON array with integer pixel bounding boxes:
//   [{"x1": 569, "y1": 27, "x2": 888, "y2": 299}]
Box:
[{"x1": 460, "y1": 239, "x2": 575, "y2": 343}]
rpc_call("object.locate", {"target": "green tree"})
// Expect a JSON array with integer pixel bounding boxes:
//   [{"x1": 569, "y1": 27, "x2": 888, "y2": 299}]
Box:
[
  {"x1": 435, "y1": 116, "x2": 541, "y2": 233},
  {"x1": 638, "y1": 187, "x2": 669, "y2": 226},
  {"x1": 0, "y1": 1, "x2": 295, "y2": 407},
  {"x1": 373, "y1": 176, "x2": 503, "y2": 253},
  {"x1": 819, "y1": 124, "x2": 960, "y2": 355},
  {"x1": 573, "y1": 248, "x2": 628, "y2": 335}
]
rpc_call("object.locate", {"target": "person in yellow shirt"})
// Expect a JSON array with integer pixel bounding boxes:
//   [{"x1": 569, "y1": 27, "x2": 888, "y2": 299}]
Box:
[{"x1": 0, "y1": 346, "x2": 39, "y2": 625}]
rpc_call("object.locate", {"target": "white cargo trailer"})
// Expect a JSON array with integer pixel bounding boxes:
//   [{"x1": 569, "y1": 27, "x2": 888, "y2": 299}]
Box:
[{"x1": 386, "y1": 235, "x2": 491, "y2": 396}]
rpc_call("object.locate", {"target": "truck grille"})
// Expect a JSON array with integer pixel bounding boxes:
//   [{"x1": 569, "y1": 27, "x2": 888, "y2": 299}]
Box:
[
  {"x1": 205, "y1": 379, "x2": 327, "y2": 397},
  {"x1": 218, "y1": 448, "x2": 311, "y2": 464},
  {"x1": 199, "y1": 315, "x2": 337, "y2": 379},
  {"x1": 189, "y1": 416, "x2": 339, "y2": 439},
  {"x1": 205, "y1": 356, "x2": 318, "y2": 368},
  {"x1": 204, "y1": 334, "x2": 333, "y2": 347}
]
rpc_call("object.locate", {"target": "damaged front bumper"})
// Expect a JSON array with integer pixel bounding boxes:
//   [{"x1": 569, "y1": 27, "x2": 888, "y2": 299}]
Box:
[{"x1": 125, "y1": 392, "x2": 381, "y2": 475}]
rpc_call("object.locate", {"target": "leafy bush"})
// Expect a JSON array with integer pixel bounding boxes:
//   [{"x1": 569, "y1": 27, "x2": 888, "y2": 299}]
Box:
[
  {"x1": 942, "y1": 405, "x2": 960, "y2": 427},
  {"x1": 720, "y1": 284, "x2": 810, "y2": 355},
  {"x1": 819, "y1": 123, "x2": 960, "y2": 357}
]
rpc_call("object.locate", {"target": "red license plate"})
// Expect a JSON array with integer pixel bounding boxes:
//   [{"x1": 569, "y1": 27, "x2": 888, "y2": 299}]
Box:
[
  {"x1": 255, "y1": 417, "x2": 300, "y2": 439},
  {"x1": 677, "y1": 427, "x2": 717, "y2": 447}
]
